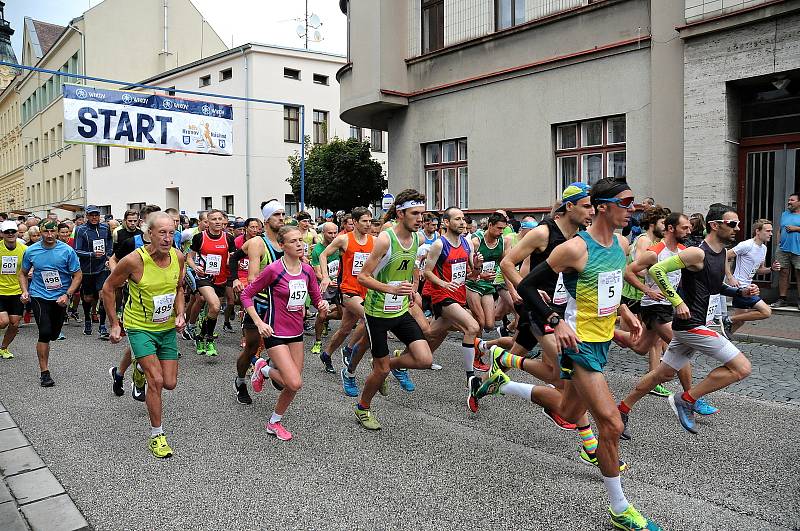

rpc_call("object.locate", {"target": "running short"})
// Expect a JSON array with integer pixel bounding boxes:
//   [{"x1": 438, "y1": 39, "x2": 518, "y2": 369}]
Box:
[
  {"x1": 466, "y1": 280, "x2": 495, "y2": 297},
  {"x1": 127, "y1": 328, "x2": 179, "y2": 361},
  {"x1": 432, "y1": 298, "x2": 462, "y2": 319},
  {"x1": 514, "y1": 303, "x2": 565, "y2": 352},
  {"x1": 263, "y1": 334, "x2": 303, "y2": 350},
  {"x1": 322, "y1": 286, "x2": 341, "y2": 305},
  {"x1": 621, "y1": 295, "x2": 642, "y2": 315},
  {"x1": 732, "y1": 294, "x2": 762, "y2": 309},
  {"x1": 196, "y1": 278, "x2": 226, "y2": 298},
  {"x1": 640, "y1": 303, "x2": 673, "y2": 330},
  {"x1": 80, "y1": 270, "x2": 109, "y2": 297},
  {"x1": 559, "y1": 340, "x2": 610, "y2": 380},
  {"x1": 775, "y1": 248, "x2": 800, "y2": 270},
  {"x1": 30, "y1": 297, "x2": 67, "y2": 343},
  {"x1": 661, "y1": 327, "x2": 740, "y2": 371},
  {"x1": 0, "y1": 294, "x2": 24, "y2": 316},
  {"x1": 365, "y1": 311, "x2": 425, "y2": 358}
]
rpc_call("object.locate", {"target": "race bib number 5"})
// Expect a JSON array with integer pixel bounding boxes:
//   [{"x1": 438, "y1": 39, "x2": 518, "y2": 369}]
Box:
[
  {"x1": 152, "y1": 293, "x2": 176, "y2": 323},
  {"x1": 1, "y1": 255, "x2": 17, "y2": 275},
  {"x1": 287, "y1": 279, "x2": 307, "y2": 312},
  {"x1": 42, "y1": 270, "x2": 62, "y2": 291},
  {"x1": 352, "y1": 252, "x2": 369, "y2": 275},
  {"x1": 597, "y1": 270, "x2": 623, "y2": 316}
]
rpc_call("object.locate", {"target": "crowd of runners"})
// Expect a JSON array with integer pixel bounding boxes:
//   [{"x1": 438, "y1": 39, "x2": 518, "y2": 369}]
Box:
[{"x1": 1, "y1": 185, "x2": 798, "y2": 531}]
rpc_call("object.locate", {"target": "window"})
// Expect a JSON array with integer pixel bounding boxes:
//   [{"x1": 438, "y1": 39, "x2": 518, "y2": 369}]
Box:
[
  {"x1": 167, "y1": 86, "x2": 176, "y2": 96},
  {"x1": 313, "y1": 73, "x2": 329, "y2": 85},
  {"x1": 349, "y1": 126, "x2": 363, "y2": 141},
  {"x1": 201, "y1": 197, "x2": 212, "y2": 211},
  {"x1": 371, "y1": 130, "x2": 384, "y2": 152},
  {"x1": 284, "y1": 68, "x2": 301, "y2": 80},
  {"x1": 127, "y1": 148, "x2": 145, "y2": 162},
  {"x1": 128, "y1": 202, "x2": 146, "y2": 212},
  {"x1": 554, "y1": 115, "x2": 626, "y2": 191},
  {"x1": 97, "y1": 205, "x2": 112, "y2": 216},
  {"x1": 223, "y1": 195, "x2": 234, "y2": 214},
  {"x1": 422, "y1": 0, "x2": 444, "y2": 54},
  {"x1": 424, "y1": 139, "x2": 468, "y2": 210},
  {"x1": 284, "y1": 106, "x2": 300, "y2": 143},
  {"x1": 219, "y1": 68, "x2": 232, "y2": 81},
  {"x1": 496, "y1": 0, "x2": 526, "y2": 30},
  {"x1": 199, "y1": 75, "x2": 211, "y2": 87},
  {"x1": 95, "y1": 145, "x2": 110, "y2": 168},
  {"x1": 313, "y1": 110, "x2": 328, "y2": 144},
  {"x1": 284, "y1": 194, "x2": 298, "y2": 217}
]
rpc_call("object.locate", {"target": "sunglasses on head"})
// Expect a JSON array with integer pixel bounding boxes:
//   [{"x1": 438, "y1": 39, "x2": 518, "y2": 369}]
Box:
[
  {"x1": 595, "y1": 196, "x2": 636, "y2": 208},
  {"x1": 711, "y1": 219, "x2": 740, "y2": 229}
]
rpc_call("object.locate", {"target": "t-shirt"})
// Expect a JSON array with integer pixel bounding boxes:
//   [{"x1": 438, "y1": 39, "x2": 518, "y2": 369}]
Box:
[
  {"x1": 22, "y1": 241, "x2": 81, "y2": 300},
  {"x1": 0, "y1": 240, "x2": 27, "y2": 296},
  {"x1": 779, "y1": 210, "x2": 800, "y2": 255},
  {"x1": 731, "y1": 238, "x2": 767, "y2": 286}
]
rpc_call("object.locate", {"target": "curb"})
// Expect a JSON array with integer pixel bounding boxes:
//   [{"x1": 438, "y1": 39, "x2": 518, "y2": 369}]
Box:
[
  {"x1": 0, "y1": 402, "x2": 89, "y2": 531},
  {"x1": 732, "y1": 333, "x2": 799, "y2": 349}
]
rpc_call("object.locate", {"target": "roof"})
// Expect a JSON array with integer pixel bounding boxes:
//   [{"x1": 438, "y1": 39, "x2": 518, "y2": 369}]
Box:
[{"x1": 30, "y1": 18, "x2": 66, "y2": 57}]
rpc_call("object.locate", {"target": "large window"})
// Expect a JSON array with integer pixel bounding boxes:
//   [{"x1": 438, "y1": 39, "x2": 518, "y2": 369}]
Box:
[
  {"x1": 554, "y1": 115, "x2": 626, "y2": 191},
  {"x1": 313, "y1": 110, "x2": 328, "y2": 144},
  {"x1": 349, "y1": 126, "x2": 363, "y2": 141},
  {"x1": 201, "y1": 196, "x2": 212, "y2": 211},
  {"x1": 370, "y1": 130, "x2": 384, "y2": 152},
  {"x1": 424, "y1": 139, "x2": 468, "y2": 210},
  {"x1": 422, "y1": 0, "x2": 444, "y2": 54},
  {"x1": 95, "y1": 145, "x2": 110, "y2": 168},
  {"x1": 223, "y1": 195, "x2": 234, "y2": 214},
  {"x1": 284, "y1": 194, "x2": 298, "y2": 217},
  {"x1": 496, "y1": 0, "x2": 526, "y2": 30},
  {"x1": 284, "y1": 106, "x2": 300, "y2": 143}
]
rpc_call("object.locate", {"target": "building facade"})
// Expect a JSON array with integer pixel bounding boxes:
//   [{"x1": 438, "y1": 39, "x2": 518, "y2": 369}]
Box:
[
  {"x1": 338, "y1": 0, "x2": 685, "y2": 213},
  {"x1": 0, "y1": 1, "x2": 21, "y2": 214},
  {"x1": 86, "y1": 44, "x2": 388, "y2": 218}
]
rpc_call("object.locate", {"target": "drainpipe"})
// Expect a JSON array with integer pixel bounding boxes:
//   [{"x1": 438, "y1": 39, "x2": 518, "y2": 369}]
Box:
[{"x1": 242, "y1": 47, "x2": 251, "y2": 215}]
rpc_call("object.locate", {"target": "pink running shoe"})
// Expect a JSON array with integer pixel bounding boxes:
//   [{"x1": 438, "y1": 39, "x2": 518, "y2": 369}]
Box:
[
  {"x1": 266, "y1": 421, "x2": 292, "y2": 441},
  {"x1": 251, "y1": 358, "x2": 267, "y2": 393}
]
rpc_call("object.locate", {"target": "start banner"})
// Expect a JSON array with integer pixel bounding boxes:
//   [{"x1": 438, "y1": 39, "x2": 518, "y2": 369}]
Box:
[{"x1": 62, "y1": 84, "x2": 233, "y2": 156}]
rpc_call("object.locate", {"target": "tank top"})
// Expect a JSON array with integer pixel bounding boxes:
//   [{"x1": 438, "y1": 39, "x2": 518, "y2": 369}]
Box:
[
  {"x1": 365, "y1": 229, "x2": 418, "y2": 318},
  {"x1": 640, "y1": 241, "x2": 685, "y2": 307},
  {"x1": 125, "y1": 247, "x2": 180, "y2": 331},
  {"x1": 467, "y1": 232, "x2": 503, "y2": 288},
  {"x1": 252, "y1": 235, "x2": 283, "y2": 304},
  {"x1": 339, "y1": 231, "x2": 374, "y2": 297},
  {"x1": 672, "y1": 241, "x2": 726, "y2": 331},
  {"x1": 429, "y1": 234, "x2": 470, "y2": 305},
  {"x1": 621, "y1": 234, "x2": 645, "y2": 301},
  {"x1": 198, "y1": 231, "x2": 230, "y2": 285},
  {"x1": 564, "y1": 231, "x2": 626, "y2": 342},
  {"x1": 528, "y1": 217, "x2": 567, "y2": 300}
]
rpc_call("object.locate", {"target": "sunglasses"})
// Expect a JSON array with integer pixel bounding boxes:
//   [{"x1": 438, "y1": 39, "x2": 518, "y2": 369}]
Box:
[
  {"x1": 2, "y1": 230, "x2": 16, "y2": 235},
  {"x1": 710, "y1": 219, "x2": 740, "y2": 229},
  {"x1": 595, "y1": 196, "x2": 636, "y2": 208}
]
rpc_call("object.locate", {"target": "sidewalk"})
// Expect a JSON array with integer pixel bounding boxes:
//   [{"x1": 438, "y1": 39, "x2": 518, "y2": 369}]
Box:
[
  {"x1": 0, "y1": 401, "x2": 88, "y2": 531},
  {"x1": 731, "y1": 307, "x2": 800, "y2": 348}
]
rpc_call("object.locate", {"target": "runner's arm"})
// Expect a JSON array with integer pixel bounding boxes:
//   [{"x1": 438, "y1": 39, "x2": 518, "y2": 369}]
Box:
[
  {"x1": 245, "y1": 237, "x2": 264, "y2": 284},
  {"x1": 517, "y1": 238, "x2": 583, "y2": 321},
  {"x1": 101, "y1": 254, "x2": 134, "y2": 328},
  {"x1": 501, "y1": 225, "x2": 549, "y2": 287},
  {"x1": 319, "y1": 234, "x2": 346, "y2": 283},
  {"x1": 174, "y1": 252, "x2": 186, "y2": 323},
  {"x1": 648, "y1": 247, "x2": 703, "y2": 307},
  {"x1": 422, "y1": 239, "x2": 446, "y2": 287},
  {"x1": 623, "y1": 249, "x2": 659, "y2": 295}
]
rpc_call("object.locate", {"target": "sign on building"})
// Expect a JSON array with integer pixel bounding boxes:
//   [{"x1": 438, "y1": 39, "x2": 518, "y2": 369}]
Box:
[{"x1": 62, "y1": 84, "x2": 233, "y2": 156}]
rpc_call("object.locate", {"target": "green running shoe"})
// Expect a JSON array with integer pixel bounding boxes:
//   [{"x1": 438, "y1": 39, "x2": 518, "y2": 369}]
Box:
[
  {"x1": 648, "y1": 384, "x2": 672, "y2": 397},
  {"x1": 205, "y1": 340, "x2": 218, "y2": 357},
  {"x1": 132, "y1": 362, "x2": 146, "y2": 390},
  {"x1": 475, "y1": 346, "x2": 510, "y2": 399},
  {"x1": 354, "y1": 405, "x2": 381, "y2": 430},
  {"x1": 311, "y1": 341, "x2": 322, "y2": 355},
  {"x1": 195, "y1": 339, "x2": 207, "y2": 355},
  {"x1": 579, "y1": 446, "x2": 627, "y2": 472},
  {"x1": 609, "y1": 504, "x2": 663, "y2": 530}
]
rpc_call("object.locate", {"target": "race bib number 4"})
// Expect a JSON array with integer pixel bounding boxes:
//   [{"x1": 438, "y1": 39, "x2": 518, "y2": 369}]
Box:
[
  {"x1": 328, "y1": 260, "x2": 340, "y2": 279},
  {"x1": 451, "y1": 261, "x2": 467, "y2": 285},
  {"x1": 597, "y1": 270, "x2": 623, "y2": 316},
  {"x1": 553, "y1": 273, "x2": 568, "y2": 306},
  {"x1": 1, "y1": 255, "x2": 17, "y2": 275},
  {"x1": 93, "y1": 239, "x2": 105, "y2": 254},
  {"x1": 352, "y1": 252, "x2": 369, "y2": 275},
  {"x1": 287, "y1": 279, "x2": 307, "y2": 312},
  {"x1": 205, "y1": 254, "x2": 222, "y2": 275},
  {"x1": 383, "y1": 281, "x2": 404, "y2": 313},
  {"x1": 152, "y1": 293, "x2": 176, "y2": 323},
  {"x1": 42, "y1": 270, "x2": 62, "y2": 291}
]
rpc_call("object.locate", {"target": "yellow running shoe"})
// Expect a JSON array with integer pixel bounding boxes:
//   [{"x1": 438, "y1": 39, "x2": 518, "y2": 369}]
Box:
[
  {"x1": 475, "y1": 347, "x2": 510, "y2": 399},
  {"x1": 609, "y1": 503, "x2": 663, "y2": 530},
  {"x1": 149, "y1": 434, "x2": 173, "y2": 458},
  {"x1": 354, "y1": 405, "x2": 381, "y2": 430},
  {"x1": 0, "y1": 348, "x2": 13, "y2": 359}
]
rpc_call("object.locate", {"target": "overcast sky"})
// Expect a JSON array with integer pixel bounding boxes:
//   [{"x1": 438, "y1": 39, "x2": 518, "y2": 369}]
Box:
[{"x1": 7, "y1": 0, "x2": 347, "y2": 60}]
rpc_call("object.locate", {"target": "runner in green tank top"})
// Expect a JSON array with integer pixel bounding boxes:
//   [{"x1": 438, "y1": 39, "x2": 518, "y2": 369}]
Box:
[
  {"x1": 466, "y1": 213, "x2": 508, "y2": 333},
  {"x1": 354, "y1": 189, "x2": 434, "y2": 431},
  {"x1": 102, "y1": 212, "x2": 186, "y2": 460}
]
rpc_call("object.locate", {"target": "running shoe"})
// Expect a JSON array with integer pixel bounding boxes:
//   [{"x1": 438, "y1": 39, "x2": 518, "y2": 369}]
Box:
[
  {"x1": 83, "y1": 322, "x2": 92, "y2": 335},
  {"x1": 694, "y1": 398, "x2": 718, "y2": 416},
  {"x1": 609, "y1": 504, "x2": 663, "y2": 531},
  {"x1": 251, "y1": 358, "x2": 267, "y2": 393},
  {"x1": 721, "y1": 315, "x2": 733, "y2": 338},
  {"x1": 311, "y1": 341, "x2": 322, "y2": 355},
  {"x1": 266, "y1": 421, "x2": 293, "y2": 441},
  {"x1": 769, "y1": 298, "x2": 788, "y2": 309},
  {"x1": 235, "y1": 379, "x2": 252, "y2": 404},
  {"x1": 223, "y1": 322, "x2": 234, "y2": 333},
  {"x1": 57, "y1": 332, "x2": 66, "y2": 340},
  {"x1": 180, "y1": 328, "x2": 194, "y2": 341},
  {"x1": 619, "y1": 411, "x2": 631, "y2": 441},
  {"x1": 430, "y1": 362, "x2": 442, "y2": 371},
  {"x1": 68, "y1": 309, "x2": 80, "y2": 322},
  {"x1": 39, "y1": 371, "x2": 54, "y2": 387},
  {"x1": 392, "y1": 349, "x2": 408, "y2": 372},
  {"x1": 467, "y1": 375, "x2": 481, "y2": 413},
  {"x1": 205, "y1": 340, "x2": 218, "y2": 357},
  {"x1": 92, "y1": 312, "x2": 100, "y2": 323},
  {"x1": 98, "y1": 325, "x2": 109, "y2": 340},
  {"x1": 195, "y1": 338, "x2": 207, "y2": 355},
  {"x1": 109, "y1": 366, "x2": 124, "y2": 397},
  {"x1": 340, "y1": 367, "x2": 359, "y2": 397},
  {"x1": 648, "y1": 384, "x2": 671, "y2": 397},
  {"x1": 341, "y1": 347, "x2": 352, "y2": 370},
  {"x1": 371, "y1": 358, "x2": 389, "y2": 396},
  {"x1": 668, "y1": 394, "x2": 697, "y2": 434},
  {"x1": 0, "y1": 348, "x2": 13, "y2": 359},
  {"x1": 354, "y1": 405, "x2": 381, "y2": 430},
  {"x1": 149, "y1": 434, "x2": 173, "y2": 459},
  {"x1": 475, "y1": 347, "x2": 510, "y2": 399},
  {"x1": 542, "y1": 409, "x2": 576, "y2": 431},
  {"x1": 391, "y1": 367, "x2": 415, "y2": 392},
  {"x1": 579, "y1": 447, "x2": 627, "y2": 472},
  {"x1": 473, "y1": 351, "x2": 489, "y2": 372},
  {"x1": 320, "y1": 352, "x2": 334, "y2": 373}
]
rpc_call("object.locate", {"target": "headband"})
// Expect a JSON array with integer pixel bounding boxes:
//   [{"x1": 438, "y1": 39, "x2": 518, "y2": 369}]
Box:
[
  {"x1": 396, "y1": 200, "x2": 425, "y2": 211},
  {"x1": 592, "y1": 181, "x2": 631, "y2": 204},
  {"x1": 520, "y1": 220, "x2": 538, "y2": 229},
  {"x1": 557, "y1": 182, "x2": 591, "y2": 212},
  {"x1": 39, "y1": 220, "x2": 58, "y2": 231},
  {"x1": 261, "y1": 200, "x2": 284, "y2": 219}
]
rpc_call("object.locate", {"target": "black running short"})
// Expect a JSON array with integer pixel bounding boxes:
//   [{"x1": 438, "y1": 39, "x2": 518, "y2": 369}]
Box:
[
  {"x1": 196, "y1": 279, "x2": 226, "y2": 298},
  {"x1": 432, "y1": 298, "x2": 461, "y2": 319},
  {"x1": 263, "y1": 334, "x2": 303, "y2": 350},
  {"x1": 80, "y1": 271, "x2": 109, "y2": 297},
  {"x1": 365, "y1": 312, "x2": 425, "y2": 358},
  {"x1": 31, "y1": 297, "x2": 67, "y2": 343},
  {"x1": 0, "y1": 294, "x2": 24, "y2": 316},
  {"x1": 514, "y1": 303, "x2": 565, "y2": 351},
  {"x1": 640, "y1": 304, "x2": 673, "y2": 330},
  {"x1": 621, "y1": 296, "x2": 642, "y2": 315}
]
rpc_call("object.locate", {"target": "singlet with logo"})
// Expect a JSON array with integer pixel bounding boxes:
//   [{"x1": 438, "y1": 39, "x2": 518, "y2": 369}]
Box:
[
  {"x1": 311, "y1": 241, "x2": 340, "y2": 283},
  {"x1": 640, "y1": 241, "x2": 685, "y2": 307},
  {"x1": 564, "y1": 232, "x2": 626, "y2": 342},
  {"x1": 429, "y1": 235, "x2": 470, "y2": 306},
  {"x1": 466, "y1": 232, "x2": 503, "y2": 290},
  {"x1": 365, "y1": 229, "x2": 418, "y2": 318},
  {"x1": 672, "y1": 241, "x2": 726, "y2": 332},
  {"x1": 0, "y1": 240, "x2": 26, "y2": 295},
  {"x1": 191, "y1": 231, "x2": 234, "y2": 285},
  {"x1": 339, "y1": 231, "x2": 374, "y2": 298},
  {"x1": 124, "y1": 247, "x2": 180, "y2": 331},
  {"x1": 528, "y1": 217, "x2": 569, "y2": 312},
  {"x1": 621, "y1": 234, "x2": 646, "y2": 301}
]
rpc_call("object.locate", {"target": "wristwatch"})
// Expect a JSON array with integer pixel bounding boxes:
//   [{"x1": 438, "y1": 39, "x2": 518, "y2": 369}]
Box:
[{"x1": 547, "y1": 314, "x2": 561, "y2": 327}]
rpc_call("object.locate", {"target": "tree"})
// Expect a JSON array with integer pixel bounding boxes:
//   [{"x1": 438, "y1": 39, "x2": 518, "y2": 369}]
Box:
[{"x1": 288, "y1": 137, "x2": 386, "y2": 213}]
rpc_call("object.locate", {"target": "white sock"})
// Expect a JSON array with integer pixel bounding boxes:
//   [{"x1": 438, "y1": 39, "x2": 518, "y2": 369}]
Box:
[
  {"x1": 150, "y1": 425, "x2": 163, "y2": 437},
  {"x1": 500, "y1": 381, "x2": 534, "y2": 401},
  {"x1": 260, "y1": 364, "x2": 271, "y2": 378},
  {"x1": 476, "y1": 339, "x2": 488, "y2": 353},
  {"x1": 269, "y1": 412, "x2": 282, "y2": 424},
  {"x1": 235, "y1": 377, "x2": 247, "y2": 386},
  {"x1": 462, "y1": 344, "x2": 474, "y2": 373},
  {"x1": 603, "y1": 475, "x2": 629, "y2": 514}
]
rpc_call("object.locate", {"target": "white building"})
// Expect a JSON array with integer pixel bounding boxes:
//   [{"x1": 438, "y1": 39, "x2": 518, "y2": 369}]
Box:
[{"x1": 86, "y1": 44, "x2": 388, "y2": 218}]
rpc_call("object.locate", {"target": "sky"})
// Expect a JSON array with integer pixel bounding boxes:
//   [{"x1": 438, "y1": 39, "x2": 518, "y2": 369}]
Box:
[{"x1": 6, "y1": 0, "x2": 347, "y2": 61}]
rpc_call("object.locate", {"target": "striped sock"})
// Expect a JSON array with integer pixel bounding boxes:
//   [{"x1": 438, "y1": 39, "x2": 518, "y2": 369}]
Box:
[
  {"x1": 494, "y1": 347, "x2": 524, "y2": 370},
  {"x1": 578, "y1": 425, "x2": 598, "y2": 454}
]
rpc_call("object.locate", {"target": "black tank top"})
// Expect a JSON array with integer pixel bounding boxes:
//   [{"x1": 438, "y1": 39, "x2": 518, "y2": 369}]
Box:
[
  {"x1": 528, "y1": 217, "x2": 567, "y2": 297},
  {"x1": 672, "y1": 241, "x2": 726, "y2": 331}
]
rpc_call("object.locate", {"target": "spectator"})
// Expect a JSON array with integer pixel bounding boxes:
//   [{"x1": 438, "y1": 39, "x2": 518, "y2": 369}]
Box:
[
  {"x1": 772, "y1": 192, "x2": 800, "y2": 309},
  {"x1": 27, "y1": 226, "x2": 41, "y2": 244},
  {"x1": 16, "y1": 223, "x2": 26, "y2": 242},
  {"x1": 0, "y1": 212, "x2": 6, "y2": 221},
  {"x1": 623, "y1": 196, "x2": 655, "y2": 241},
  {"x1": 685, "y1": 212, "x2": 706, "y2": 248}
]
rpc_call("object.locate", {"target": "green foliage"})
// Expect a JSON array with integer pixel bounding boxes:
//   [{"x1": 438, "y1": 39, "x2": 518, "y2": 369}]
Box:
[{"x1": 288, "y1": 137, "x2": 386, "y2": 213}]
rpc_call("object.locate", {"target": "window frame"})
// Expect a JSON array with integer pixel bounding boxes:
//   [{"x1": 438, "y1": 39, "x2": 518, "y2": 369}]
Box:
[
  {"x1": 223, "y1": 195, "x2": 234, "y2": 214},
  {"x1": 423, "y1": 138, "x2": 468, "y2": 211},
  {"x1": 284, "y1": 105, "x2": 300, "y2": 143},
  {"x1": 349, "y1": 126, "x2": 363, "y2": 141},
  {"x1": 313, "y1": 73, "x2": 329, "y2": 85},
  {"x1": 370, "y1": 130, "x2": 384, "y2": 152},
  {"x1": 495, "y1": 0, "x2": 526, "y2": 31},
  {"x1": 219, "y1": 68, "x2": 232, "y2": 81},
  {"x1": 313, "y1": 109, "x2": 329, "y2": 145},
  {"x1": 553, "y1": 115, "x2": 626, "y2": 190},
  {"x1": 421, "y1": 0, "x2": 445, "y2": 54},
  {"x1": 283, "y1": 67, "x2": 301, "y2": 80},
  {"x1": 201, "y1": 196, "x2": 212, "y2": 211},
  {"x1": 95, "y1": 145, "x2": 110, "y2": 168},
  {"x1": 199, "y1": 74, "x2": 211, "y2": 87},
  {"x1": 126, "y1": 148, "x2": 145, "y2": 163}
]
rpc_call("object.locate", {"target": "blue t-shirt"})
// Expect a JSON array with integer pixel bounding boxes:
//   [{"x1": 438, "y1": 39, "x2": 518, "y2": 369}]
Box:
[
  {"x1": 779, "y1": 210, "x2": 800, "y2": 255},
  {"x1": 22, "y1": 241, "x2": 81, "y2": 300}
]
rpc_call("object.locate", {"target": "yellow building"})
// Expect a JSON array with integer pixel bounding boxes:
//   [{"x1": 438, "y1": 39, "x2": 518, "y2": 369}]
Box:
[{"x1": 0, "y1": 1, "x2": 22, "y2": 216}]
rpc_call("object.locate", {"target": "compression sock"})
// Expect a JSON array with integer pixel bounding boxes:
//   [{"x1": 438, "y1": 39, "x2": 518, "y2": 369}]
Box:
[
  {"x1": 603, "y1": 476, "x2": 629, "y2": 515},
  {"x1": 578, "y1": 424, "x2": 598, "y2": 454},
  {"x1": 204, "y1": 318, "x2": 218, "y2": 340},
  {"x1": 499, "y1": 381, "x2": 534, "y2": 401},
  {"x1": 462, "y1": 342, "x2": 475, "y2": 377}
]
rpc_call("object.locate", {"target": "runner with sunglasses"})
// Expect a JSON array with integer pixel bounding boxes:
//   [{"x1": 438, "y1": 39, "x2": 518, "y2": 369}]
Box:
[
  {"x1": 617, "y1": 205, "x2": 753, "y2": 437},
  {"x1": 0, "y1": 220, "x2": 26, "y2": 359}
]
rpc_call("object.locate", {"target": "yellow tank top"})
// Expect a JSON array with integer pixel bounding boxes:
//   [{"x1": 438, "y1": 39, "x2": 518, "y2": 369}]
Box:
[
  {"x1": 125, "y1": 247, "x2": 180, "y2": 331},
  {"x1": 0, "y1": 240, "x2": 26, "y2": 296}
]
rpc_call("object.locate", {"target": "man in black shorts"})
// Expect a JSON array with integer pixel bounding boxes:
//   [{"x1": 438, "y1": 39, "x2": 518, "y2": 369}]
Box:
[
  {"x1": 0, "y1": 220, "x2": 27, "y2": 359},
  {"x1": 74, "y1": 205, "x2": 113, "y2": 338}
]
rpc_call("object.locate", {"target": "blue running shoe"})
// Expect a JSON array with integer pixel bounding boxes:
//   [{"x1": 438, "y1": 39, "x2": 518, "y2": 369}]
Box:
[
  {"x1": 668, "y1": 394, "x2": 697, "y2": 434},
  {"x1": 391, "y1": 367, "x2": 415, "y2": 392},
  {"x1": 694, "y1": 397, "x2": 718, "y2": 416},
  {"x1": 340, "y1": 367, "x2": 359, "y2": 397}
]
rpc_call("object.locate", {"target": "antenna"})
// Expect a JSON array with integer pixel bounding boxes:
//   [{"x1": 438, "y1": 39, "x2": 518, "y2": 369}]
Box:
[{"x1": 296, "y1": 0, "x2": 323, "y2": 49}]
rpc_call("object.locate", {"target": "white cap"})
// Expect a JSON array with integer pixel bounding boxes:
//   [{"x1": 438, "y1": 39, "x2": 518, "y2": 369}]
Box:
[{"x1": 0, "y1": 220, "x2": 18, "y2": 232}]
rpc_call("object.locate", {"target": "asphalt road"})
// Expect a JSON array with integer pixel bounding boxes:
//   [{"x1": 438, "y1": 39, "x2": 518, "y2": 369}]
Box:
[{"x1": 0, "y1": 318, "x2": 797, "y2": 530}]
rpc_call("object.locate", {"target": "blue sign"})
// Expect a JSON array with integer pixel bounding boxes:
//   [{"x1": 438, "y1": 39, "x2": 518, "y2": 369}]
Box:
[{"x1": 381, "y1": 193, "x2": 394, "y2": 211}]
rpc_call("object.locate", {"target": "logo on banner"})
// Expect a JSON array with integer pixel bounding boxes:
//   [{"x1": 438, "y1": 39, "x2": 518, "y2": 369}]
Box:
[
  {"x1": 182, "y1": 135, "x2": 190, "y2": 145},
  {"x1": 162, "y1": 99, "x2": 172, "y2": 110},
  {"x1": 122, "y1": 93, "x2": 133, "y2": 104},
  {"x1": 75, "y1": 88, "x2": 87, "y2": 99},
  {"x1": 201, "y1": 105, "x2": 211, "y2": 116},
  {"x1": 219, "y1": 139, "x2": 225, "y2": 148}
]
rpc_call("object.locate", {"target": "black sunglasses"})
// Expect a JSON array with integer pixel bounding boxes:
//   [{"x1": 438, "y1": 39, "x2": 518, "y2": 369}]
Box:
[{"x1": 2, "y1": 230, "x2": 16, "y2": 235}]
